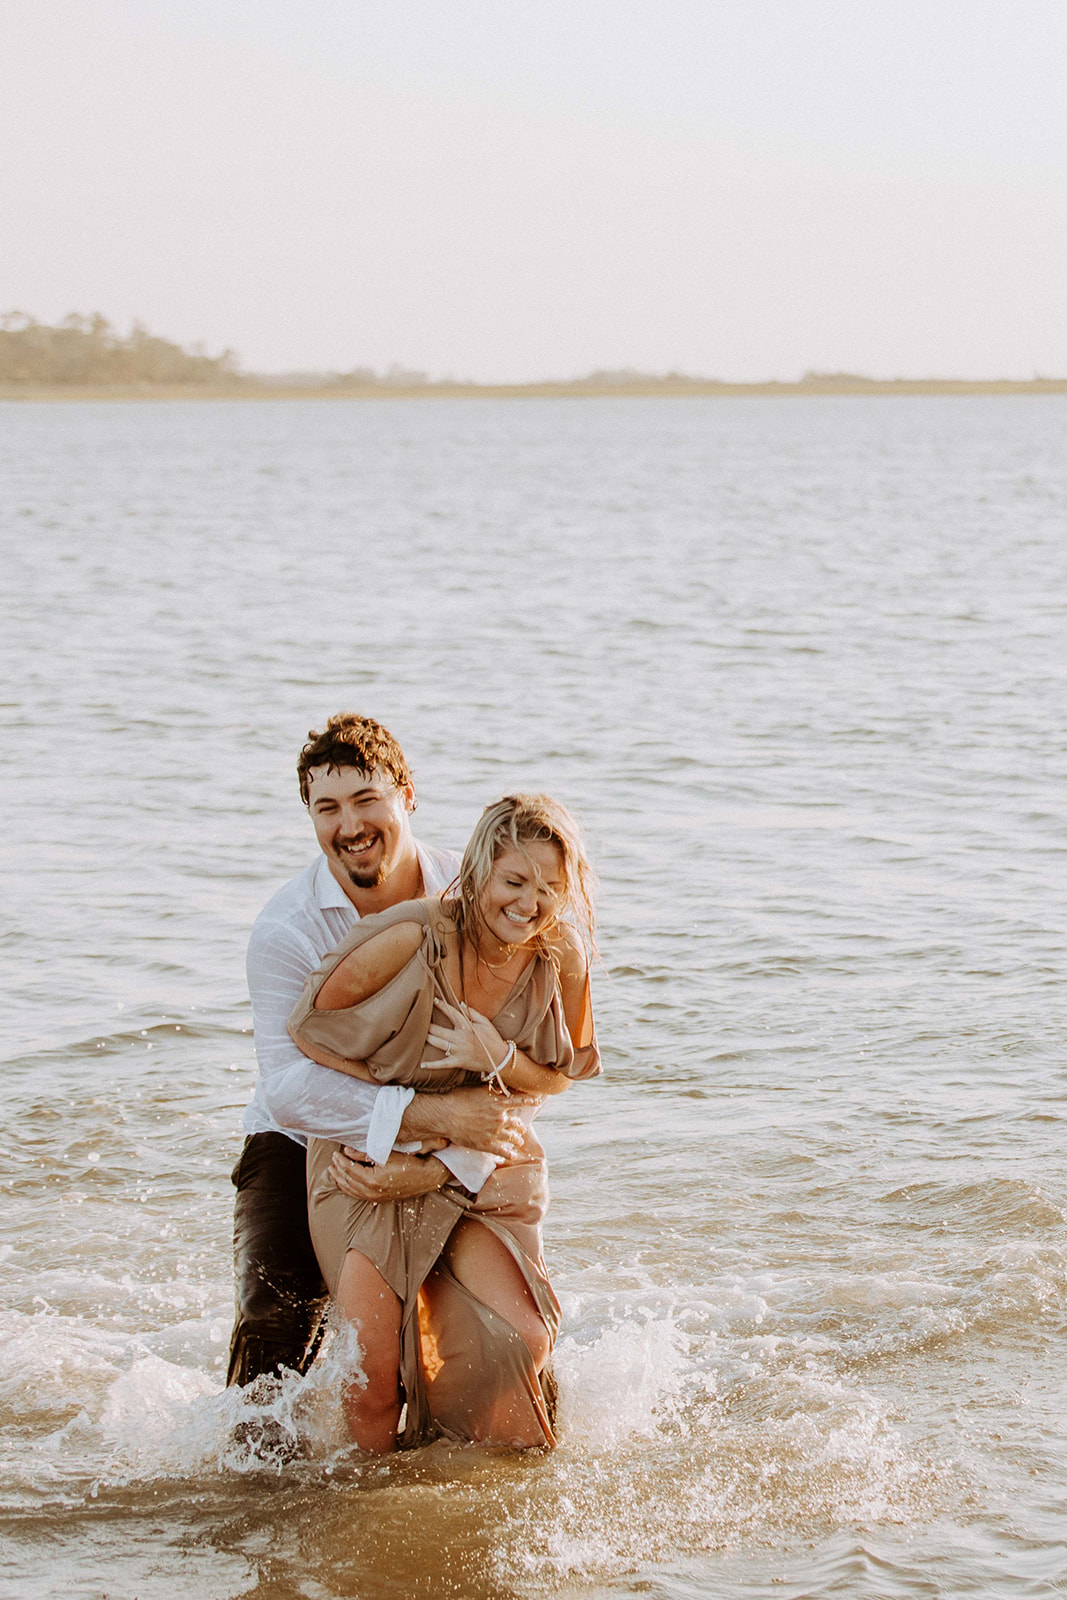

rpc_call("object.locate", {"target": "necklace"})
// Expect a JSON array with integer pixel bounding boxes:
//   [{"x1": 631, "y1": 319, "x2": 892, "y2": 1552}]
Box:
[{"x1": 460, "y1": 941, "x2": 519, "y2": 997}]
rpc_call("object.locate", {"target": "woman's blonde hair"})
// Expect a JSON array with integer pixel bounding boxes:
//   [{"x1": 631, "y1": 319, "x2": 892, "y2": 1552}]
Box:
[{"x1": 452, "y1": 793, "x2": 597, "y2": 963}]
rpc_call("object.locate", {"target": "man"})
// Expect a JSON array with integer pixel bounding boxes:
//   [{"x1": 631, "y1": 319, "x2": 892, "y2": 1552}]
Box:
[{"x1": 228, "y1": 712, "x2": 525, "y2": 1387}]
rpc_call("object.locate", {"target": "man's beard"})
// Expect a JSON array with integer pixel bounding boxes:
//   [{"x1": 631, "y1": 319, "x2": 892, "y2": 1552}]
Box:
[{"x1": 335, "y1": 836, "x2": 388, "y2": 889}]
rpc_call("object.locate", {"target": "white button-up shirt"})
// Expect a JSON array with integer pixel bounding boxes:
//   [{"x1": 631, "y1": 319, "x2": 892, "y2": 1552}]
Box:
[{"x1": 242, "y1": 843, "x2": 497, "y2": 1190}]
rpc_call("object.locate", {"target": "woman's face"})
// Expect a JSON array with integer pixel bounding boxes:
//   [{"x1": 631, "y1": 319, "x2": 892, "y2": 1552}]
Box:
[{"x1": 477, "y1": 841, "x2": 565, "y2": 948}]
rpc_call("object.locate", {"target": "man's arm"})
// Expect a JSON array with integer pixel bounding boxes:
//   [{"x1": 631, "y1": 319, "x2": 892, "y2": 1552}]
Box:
[
  {"x1": 398, "y1": 1086, "x2": 530, "y2": 1148},
  {"x1": 247, "y1": 916, "x2": 393, "y2": 1147},
  {"x1": 248, "y1": 917, "x2": 526, "y2": 1169},
  {"x1": 395, "y1": 1088, "x2": 530, "y2": 1192}
]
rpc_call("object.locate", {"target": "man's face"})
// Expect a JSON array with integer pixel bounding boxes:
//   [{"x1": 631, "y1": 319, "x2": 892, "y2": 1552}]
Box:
[{"x1": 306, "y1": 764, "x2": 416, "y2": 889}]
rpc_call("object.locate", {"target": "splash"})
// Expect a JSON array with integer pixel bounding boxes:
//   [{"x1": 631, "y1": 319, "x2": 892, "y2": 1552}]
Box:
[
  {"x1": 92, "y1": 1322, "x2": 367, "y2": 1484},
  {"x1": 0, "y1": 1302, "x2": 369, "y2": 1503},
  {"x1": 494, "y1": 1320, "x2": 948, "y2": 1589},
  {"x1": 554, "y1": 1311, "x2": 694, "y2": 1449}
]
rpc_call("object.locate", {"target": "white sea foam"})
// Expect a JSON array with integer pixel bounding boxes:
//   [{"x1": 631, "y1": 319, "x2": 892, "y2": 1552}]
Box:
[
  {"x1": 493, "y1": 1312, "x2": 949, "y2": 1589},
  {"x1": 90, "y1": 1322, "x2": 366, "y2": 1484},
  {"x1": 554, "y1": 1312, "x2": 696, "y2": 1448}
]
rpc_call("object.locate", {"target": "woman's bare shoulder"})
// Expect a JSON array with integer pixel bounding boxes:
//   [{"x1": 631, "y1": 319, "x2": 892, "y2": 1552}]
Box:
[
  {"x1": 348, "y1": 917, "x2": 424, "y2": 970},
  {"x1": 318, "y1": 918, "x2": 424, "y2": 1007},
  {"x1": 546, "y1": 922, "x2": 589, "y2": 979}
]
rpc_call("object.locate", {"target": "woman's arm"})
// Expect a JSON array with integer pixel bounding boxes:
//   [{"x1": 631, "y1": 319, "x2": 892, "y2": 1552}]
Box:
[
  {"x1": 424, "y1": 999, "x2": 571, "y2": 1095},
  {"x1": 288, "y1": 921, "x2": 422, "y2": 1076},
  {"x1": 291, "y1": 1032, "x2": 375, "y2": 1076},
  {"x1": 499, "y1": 1043, "x2": 573, "y2": 1097},
  {"x1": 424, "y1": 927, "x2": 597, "y2": 1098},
  {"x1": 502, "y1": 931, "x2": 596, "y2": 1091},
  {"x1": 314, "y1": 920, "x2": 423, "y2": 1010},
  {"x1": 554, "y1": 927, "x2": 595, "y2": 1050},
  {"x1": 291, "y1": 919, "x2": 530, "y2": 1159}
]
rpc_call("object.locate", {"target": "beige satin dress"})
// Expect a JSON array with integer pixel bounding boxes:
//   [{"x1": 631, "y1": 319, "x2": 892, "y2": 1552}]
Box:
[{"x1": 287, "y1": 897, "x2": 600, "y2": 1449}]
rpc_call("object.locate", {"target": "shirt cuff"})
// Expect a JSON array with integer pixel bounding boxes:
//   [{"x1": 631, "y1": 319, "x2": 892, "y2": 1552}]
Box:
[
  {"x1": 365, "y1": 1084, "x2": 416, "y2": 1165},
  {"x1": 435, "y1": 1145, "x2": 499, "y2": 1193}
]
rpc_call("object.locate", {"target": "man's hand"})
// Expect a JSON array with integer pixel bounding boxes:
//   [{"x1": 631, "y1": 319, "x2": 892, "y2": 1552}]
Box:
[
  {"x1": 399, "y1": 1085, "x2": 532, "y2": 1159},
  {"x1": 329, "y1": 1148, "x2": 449, "y2": 1201}
]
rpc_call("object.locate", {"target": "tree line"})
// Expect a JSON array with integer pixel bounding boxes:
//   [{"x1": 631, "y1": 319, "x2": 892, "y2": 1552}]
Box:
[{"x1": 0, "y1": 313, "x2": 242, "y2": 385}]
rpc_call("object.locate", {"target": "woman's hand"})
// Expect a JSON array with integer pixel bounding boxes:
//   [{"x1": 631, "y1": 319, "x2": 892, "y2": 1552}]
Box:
[
  {"x1": 423, "y1": 998, "x2": 509, "y2": 1078},
  {"x1": 329, "y1": 1148, "x2": 449, "y2": 1200},
  {"x1": 424, "y1": 1000, "x2": 570, "y2": 1098}
]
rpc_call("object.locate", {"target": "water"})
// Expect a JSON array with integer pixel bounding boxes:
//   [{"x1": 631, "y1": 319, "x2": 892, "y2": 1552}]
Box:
[{"x1": 2, "y1": 395, "x2": 1066, "y2": 1598}]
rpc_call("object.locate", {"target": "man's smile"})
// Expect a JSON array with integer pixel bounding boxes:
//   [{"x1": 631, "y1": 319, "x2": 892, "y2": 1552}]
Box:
[
  {"x1": 306, "y1": 760, "x2": 420, "y2": 902},
  {"x1": 337, "y1": 834, "x2": 381, "y2": 861}
]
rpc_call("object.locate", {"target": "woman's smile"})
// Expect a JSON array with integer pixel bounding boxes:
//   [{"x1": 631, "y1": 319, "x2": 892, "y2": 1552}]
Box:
[{"x1": 479, "y1": 841, "x2": 564, "y2": 947}]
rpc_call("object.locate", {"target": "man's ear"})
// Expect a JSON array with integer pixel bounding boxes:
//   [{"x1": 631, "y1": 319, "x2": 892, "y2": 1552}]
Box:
[{"x1": 404, "y1": 782, "x2": 418, "y2": 814}]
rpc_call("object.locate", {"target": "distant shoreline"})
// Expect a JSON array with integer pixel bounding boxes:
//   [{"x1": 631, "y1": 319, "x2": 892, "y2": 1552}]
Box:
[
  {"x1": 6, "y1": 318, "x2": 1065, "y2": 399},
  {"x1": 3, "y1": 376, "x2": 1067, "y2": 401}
]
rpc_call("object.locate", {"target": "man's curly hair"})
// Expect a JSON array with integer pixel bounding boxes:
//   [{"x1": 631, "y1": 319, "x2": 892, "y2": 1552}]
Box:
[{"x1": 296, "y1": 713, "x2": 413, "y2": 806}]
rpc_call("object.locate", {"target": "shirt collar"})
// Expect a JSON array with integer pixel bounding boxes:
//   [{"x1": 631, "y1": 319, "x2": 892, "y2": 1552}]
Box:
[
  {"x1": 415, "y1": 839, "x2": 453, "y2": 894},
  {"x1": 312, "y1": 852, "x2": 353, "y2": 912}
]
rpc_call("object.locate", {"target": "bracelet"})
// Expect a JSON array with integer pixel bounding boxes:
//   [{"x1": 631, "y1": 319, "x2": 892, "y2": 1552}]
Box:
[
  {"x1": 474, "y1": 1032, "x2": 516, "y2": 1092},
  {"x1": 483, "y1": 1036, "x2": 518, "y2": 1088},
  {"x1": 495, "y1": 1039, "x2": 517, "y2": 1075}
]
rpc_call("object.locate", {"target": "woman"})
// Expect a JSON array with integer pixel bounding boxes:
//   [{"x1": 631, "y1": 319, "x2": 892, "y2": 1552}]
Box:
[{"x1": 287, "y1": 793, "x2": 599, "y2": 1453}]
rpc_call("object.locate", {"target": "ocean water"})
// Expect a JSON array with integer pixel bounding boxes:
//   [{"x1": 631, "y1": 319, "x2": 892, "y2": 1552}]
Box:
[{"x1": 2, "y1": 394, "x2": 1066, "y2": 1599}]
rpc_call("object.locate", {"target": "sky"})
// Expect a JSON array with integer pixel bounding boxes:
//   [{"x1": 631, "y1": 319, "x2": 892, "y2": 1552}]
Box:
[{"x1": 3, "y1": 0, "x2": 1066, "y2": 381}]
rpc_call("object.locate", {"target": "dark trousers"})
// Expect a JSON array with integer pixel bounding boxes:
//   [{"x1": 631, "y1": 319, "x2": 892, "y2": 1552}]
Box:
[{"x1": 226, "y1": 1131, "x2": 329, "y2": 1387}]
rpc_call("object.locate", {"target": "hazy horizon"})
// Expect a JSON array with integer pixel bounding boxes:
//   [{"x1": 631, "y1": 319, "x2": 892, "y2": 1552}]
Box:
[
  {"x1": 4, "y1": 1, "x2": 1066, "y2": 383},
  {"x1": 4, "y1": 309, "x2": 1067, "y2": 388}
]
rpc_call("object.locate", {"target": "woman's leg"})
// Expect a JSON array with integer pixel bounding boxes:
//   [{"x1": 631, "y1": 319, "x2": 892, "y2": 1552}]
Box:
[
  {"x1": 333, "y1": 1249, "x2": 402, "y2": 1453},
  {"x1": 432, "y1": 1219, "x2": 552, "y2": 1446},
  {"x1": 444, "y1": 1221, "x2": 552, "y2": 1367}
]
